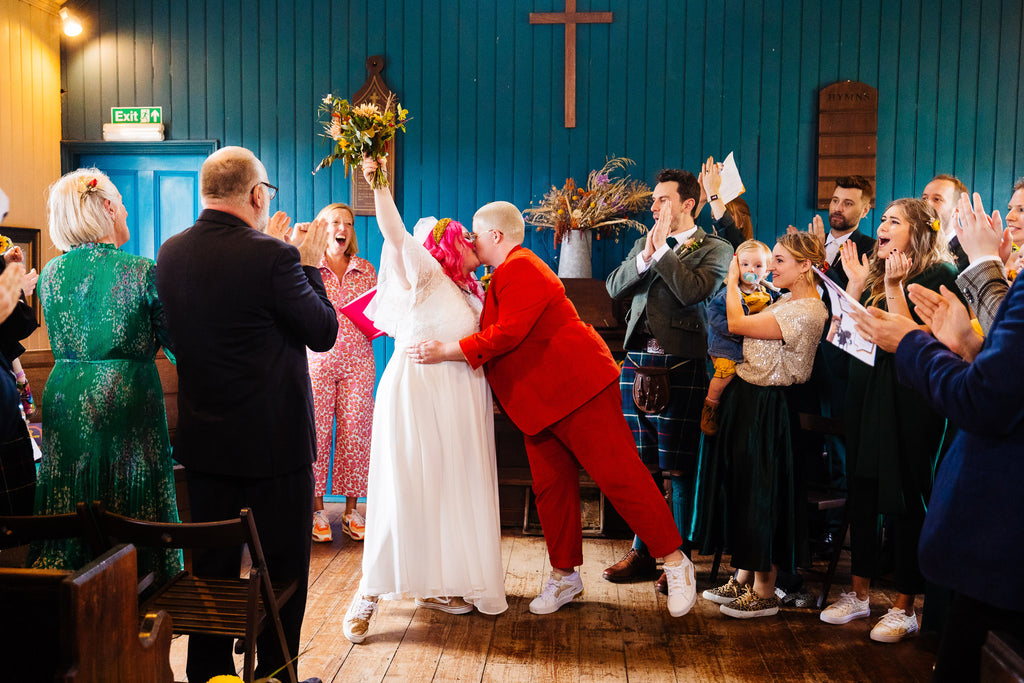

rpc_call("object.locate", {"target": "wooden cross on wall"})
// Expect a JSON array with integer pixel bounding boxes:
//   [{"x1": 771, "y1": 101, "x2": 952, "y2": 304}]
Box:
[{"x1": 529, "y1": 0, "x2": 613, "y2": 128}]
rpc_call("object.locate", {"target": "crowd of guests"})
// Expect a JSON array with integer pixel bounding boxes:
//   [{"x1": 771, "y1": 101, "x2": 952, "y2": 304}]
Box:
[{"x1": 1, "y1": 152, "x2": 1021, "y2": 682}]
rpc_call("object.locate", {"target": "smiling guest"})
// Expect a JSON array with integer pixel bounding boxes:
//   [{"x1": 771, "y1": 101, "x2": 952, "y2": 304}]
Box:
[
  {"x1": 692, "y1": 232, "x2": 827, "y2": 619},
  {"x1": 304, "y1": 202, "x2": 377, "y2": 545},
  {"x1": 1005, "y1": 178, "x2": 1024, "y2": 252},
  {"x1": 819, "y1": 198, "x2": 964, "y2": 643}
]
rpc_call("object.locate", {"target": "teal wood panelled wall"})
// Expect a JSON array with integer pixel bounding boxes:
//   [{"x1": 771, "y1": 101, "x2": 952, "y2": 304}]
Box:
[{"x1": 62, "y1": 0, "x2": 1023, "y2": 280}]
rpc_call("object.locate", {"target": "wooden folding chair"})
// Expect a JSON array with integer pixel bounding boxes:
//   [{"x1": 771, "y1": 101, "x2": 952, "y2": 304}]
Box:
[
  {"x1": 0, "y1": 502, "x2": 95, "y2": 550},
  {"x1": 87, "y1": 502, "x2": 299, "y2": 683}
]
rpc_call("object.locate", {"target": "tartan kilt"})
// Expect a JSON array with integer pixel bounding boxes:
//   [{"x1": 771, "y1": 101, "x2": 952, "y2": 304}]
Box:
[
  {"x1": 619, "y1": 351, "x2": 708, "y2": 472},
  {"x1": 0, "y1": 426, "x2": 36, "y2": 515}
]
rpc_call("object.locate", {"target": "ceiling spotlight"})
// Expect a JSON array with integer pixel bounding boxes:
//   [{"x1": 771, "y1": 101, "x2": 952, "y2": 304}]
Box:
[{"x1": 59, "y1": 8, "x2": 83, "y2": 37}]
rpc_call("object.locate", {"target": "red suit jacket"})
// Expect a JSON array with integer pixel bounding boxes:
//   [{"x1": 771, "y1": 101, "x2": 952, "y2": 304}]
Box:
[{"x1": 459, "y1": 246, "x2": 619, "y2": 436}]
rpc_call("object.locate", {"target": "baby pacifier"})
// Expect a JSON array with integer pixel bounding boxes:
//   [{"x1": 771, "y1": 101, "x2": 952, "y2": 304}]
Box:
[{"x1": 741, "y1": 272, "x2": 758, "y2": 284}]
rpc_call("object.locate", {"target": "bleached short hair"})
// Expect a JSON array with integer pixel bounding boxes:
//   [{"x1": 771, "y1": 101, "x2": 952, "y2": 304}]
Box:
[
  {"x1": 473, "y1": 201, "x2": 525, "y2": 244},
  {"x1": 200, "y1": 146, "x2": 262, "y2": 205},
  {"x1": 47, "y1": 168, "x2": 118, "y2": 252}
]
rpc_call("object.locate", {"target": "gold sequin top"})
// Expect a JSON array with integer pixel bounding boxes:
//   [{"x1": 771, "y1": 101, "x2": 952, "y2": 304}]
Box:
[{"x1": 736, "y1": 293, "x2": 828, "y2": 387}]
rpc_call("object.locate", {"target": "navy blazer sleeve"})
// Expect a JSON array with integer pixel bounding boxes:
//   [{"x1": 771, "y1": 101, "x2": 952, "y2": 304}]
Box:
[
  {"x1": 895, "y1": 278, "x2": 1024, "y2": 438},
  {"x1": 268, "y1": 247, "x2": 338, "y2": 353}
]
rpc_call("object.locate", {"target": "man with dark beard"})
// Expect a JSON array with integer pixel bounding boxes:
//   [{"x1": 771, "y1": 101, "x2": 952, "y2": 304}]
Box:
[{"x1": 819, "y1": 175, "x2": 877, "y2": 288}]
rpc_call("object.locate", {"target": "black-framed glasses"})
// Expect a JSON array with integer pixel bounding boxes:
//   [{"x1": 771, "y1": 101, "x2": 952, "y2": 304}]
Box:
[{"x1": 253, "y1": 181, "x2": 278, "y2": 201}]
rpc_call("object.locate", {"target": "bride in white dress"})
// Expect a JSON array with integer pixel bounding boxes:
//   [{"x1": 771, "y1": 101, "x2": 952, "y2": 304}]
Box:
[{"x1": 343, "y1": 160, "x2": 507, "y2": 644}]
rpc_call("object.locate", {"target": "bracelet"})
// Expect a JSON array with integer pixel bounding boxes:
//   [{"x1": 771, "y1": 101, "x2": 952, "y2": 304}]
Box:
[{"x1": 709, "y1": 194, "x2": 719, "y2": 202}]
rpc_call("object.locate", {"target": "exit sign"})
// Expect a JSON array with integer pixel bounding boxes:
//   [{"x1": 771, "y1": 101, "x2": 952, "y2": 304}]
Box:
[{"x1": 111, "y1": 106, "x2": 162, "y2": 124}]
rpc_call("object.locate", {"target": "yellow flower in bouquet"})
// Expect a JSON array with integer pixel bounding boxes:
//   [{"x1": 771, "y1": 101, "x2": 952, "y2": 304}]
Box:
[
  {"x1": 314, "y1": 93, "x2": 409, "y2": 188},
  {"x1": 524, "y1": 157, "x2": 652, "y2": 247}
]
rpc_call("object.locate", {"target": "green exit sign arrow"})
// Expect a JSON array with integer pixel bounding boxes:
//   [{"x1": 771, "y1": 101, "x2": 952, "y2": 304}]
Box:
[{"x1": 111, "y1": 106, "x2": 162, "y2": 124}]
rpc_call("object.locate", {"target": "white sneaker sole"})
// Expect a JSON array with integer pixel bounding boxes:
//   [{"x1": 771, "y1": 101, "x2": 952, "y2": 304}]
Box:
[
  {"x1": 343, "y1": 627, "x2": 368, "y2": 644},
  {"x1": 702, "y1": 589, "x2": 740, "y2": 605},
  {"x1": 529, "y1": 586, "x2": 584, "y2": 615},
  {"x1": 720, "y1": 603, "x2": 779, "y2": 619},
  {"x1": 820, "y1": 608, "x2": 870, "y2": 624},
  {"x1": 415, "y1": 598, "x2": 474, "y2": 615},
  {"x1": 870, "y1": 626, "x2": 918, "y2": 643}
]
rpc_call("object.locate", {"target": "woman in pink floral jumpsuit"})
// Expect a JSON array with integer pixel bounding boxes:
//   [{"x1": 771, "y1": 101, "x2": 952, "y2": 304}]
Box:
[{"x1": 307, "y1": 202, "x2": 377, "y2": 542}]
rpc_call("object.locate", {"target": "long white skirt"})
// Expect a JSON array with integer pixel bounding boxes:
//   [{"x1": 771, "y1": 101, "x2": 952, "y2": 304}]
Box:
[{"x1": 359, "y1": 350, "x2": 507, "y2": 615}]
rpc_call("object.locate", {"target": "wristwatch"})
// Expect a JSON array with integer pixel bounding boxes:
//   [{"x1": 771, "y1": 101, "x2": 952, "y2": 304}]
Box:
[{"x1": 709, "y1": 194, "x2": 720, "y2": 202}]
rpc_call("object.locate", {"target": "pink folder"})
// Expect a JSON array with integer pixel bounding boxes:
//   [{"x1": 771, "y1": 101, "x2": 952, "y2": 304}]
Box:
[{"x1": 340, "y1": 286, "x2": 386, "y2": 340}]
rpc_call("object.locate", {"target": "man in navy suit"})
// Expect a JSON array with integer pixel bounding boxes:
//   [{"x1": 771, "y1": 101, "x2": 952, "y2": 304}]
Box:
[
  {"x1": 850, "y1": 193, "x2": 1024, "y2": 682},
  {"x1": 156, "y1": 146, "x2": 337, "y2": 683}
]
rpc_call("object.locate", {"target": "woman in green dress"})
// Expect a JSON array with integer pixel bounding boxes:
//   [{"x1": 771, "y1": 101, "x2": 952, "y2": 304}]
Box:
[
  {"x1": 819, "y1": 197, "x2": 963, "y2": 644},
  {"x1": 30, "y1": 168, "x2": 181, "y2": 580}
]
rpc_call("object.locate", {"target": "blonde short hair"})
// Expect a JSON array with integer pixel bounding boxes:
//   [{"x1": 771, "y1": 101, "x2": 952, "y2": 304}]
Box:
[
  {"x1": 473, "y1": 201, "x2": 525, "y2": 244},
  {"x1": 735, "y1": 239, "x2": 772, "y2": 261},
  {"x1": 47, "y1": 168, "x2": 118, "y2": 252},
  {"x1": 315, "y1": 202, "x2": 357, "y2": 256}
]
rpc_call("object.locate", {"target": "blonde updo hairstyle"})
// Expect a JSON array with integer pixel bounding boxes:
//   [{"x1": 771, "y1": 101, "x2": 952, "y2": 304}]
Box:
[
  {"x1": 863, "y1": 197, "x2": 953, "y2": 307},
  {"x1": 47, "y1": 168, "x2": 120, "y2": 252},
  {"x1": 314, "y1": 202, "x2": 358, "y2": 256},
  {"x1": 776, "y1": 232, "x2": 827, "y2": 288}
]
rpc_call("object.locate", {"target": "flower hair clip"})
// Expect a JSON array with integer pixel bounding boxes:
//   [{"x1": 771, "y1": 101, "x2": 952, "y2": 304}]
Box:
[
  {"x1": 931, "y1": 218, "x2": 940, "y2": 232},
  {"x1": 82, "y1": 177, "x2": 100, "y2": 197},
  {"x1": 432, "y1": 218, "x2": 451, "y2": 243}
]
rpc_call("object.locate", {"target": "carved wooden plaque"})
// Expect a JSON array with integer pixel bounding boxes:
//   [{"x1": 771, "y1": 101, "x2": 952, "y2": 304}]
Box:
[
  {"x1": 816, "y1": 81, "x2": 878, "y2": 209},
  {"x1": 351, "y1": 55, "x2": 398, "y2": 216}
]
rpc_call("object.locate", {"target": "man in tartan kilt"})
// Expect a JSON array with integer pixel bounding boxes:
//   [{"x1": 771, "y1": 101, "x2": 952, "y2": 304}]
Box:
[{"x1": 605, "y1": 168, "x2": 732, "y2": 592}]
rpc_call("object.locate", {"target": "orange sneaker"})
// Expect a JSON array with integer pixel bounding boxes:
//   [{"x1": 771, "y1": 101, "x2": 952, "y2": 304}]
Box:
[
  {"x1": 312, "y1": 510, "x2": 332, "y2": 543},
  {"x1": 343, "y1": 510, "x2": 365, "y2": 541}
]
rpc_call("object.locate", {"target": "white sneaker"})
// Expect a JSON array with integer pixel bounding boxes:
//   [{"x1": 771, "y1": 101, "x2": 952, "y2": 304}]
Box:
[
  {"x1": 343, "y1": 594, "x2": 377, "y2": 643},
  {"x1": 663, "y1": 557, "x2": 697, "y2": 617},
  {"x1": 820, "y1": 591, "x2": 871, "y2": 624},
  {"x1": 414, "y1": 596, "x2": 474, "y2": 614},
  {"x1": 312, "y1": 509, "x2": 332, "y2": 543},
  {"x1": 529, "y1": 571, "x2": 584, "y2": 615},
  {"x1": 869, "y1": 607, "x2": 919, "y2": 643}
]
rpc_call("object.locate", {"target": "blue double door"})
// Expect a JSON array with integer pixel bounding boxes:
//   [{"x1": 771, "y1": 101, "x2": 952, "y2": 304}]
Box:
[{"x1": 64, "y1": 141, "x2": 217, "y2": 260}]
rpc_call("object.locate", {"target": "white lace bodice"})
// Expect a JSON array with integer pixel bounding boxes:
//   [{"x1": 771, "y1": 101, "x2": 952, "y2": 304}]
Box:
[{"x1": 369, "y1": 235, "x2": 482, "y2": 346}]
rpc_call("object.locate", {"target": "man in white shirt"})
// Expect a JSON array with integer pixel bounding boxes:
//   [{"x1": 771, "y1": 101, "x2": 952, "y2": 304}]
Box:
[
  {"x1": 604, "y1": 169, "x2": 732, "y2": 591},
  {"x1": 921, "y1": 173, "x2": 970, "y2": 271}
]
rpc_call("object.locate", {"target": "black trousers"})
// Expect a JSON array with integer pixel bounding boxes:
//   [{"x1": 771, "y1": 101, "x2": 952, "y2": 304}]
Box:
[
  {"x1": 184, "y1": 465, "x2": 313, "y2": 682},
  {"x1": 933, "y1": 592, "x2": 1024, "y2": 683}
]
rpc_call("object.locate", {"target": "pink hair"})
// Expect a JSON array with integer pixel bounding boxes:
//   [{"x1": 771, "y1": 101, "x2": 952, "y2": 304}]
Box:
[{"x1": 423, "y1": 219, "x2": 484, "y2": 300}]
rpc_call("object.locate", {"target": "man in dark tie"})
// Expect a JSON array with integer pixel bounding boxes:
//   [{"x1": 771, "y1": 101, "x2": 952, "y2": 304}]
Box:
[
  {"x1": 156, "y1": 146, "x2": 337, "y2": 683},
  {"x1": 603, "y1": 169, "x2": 732, "y2": 591},
  {"x1": 921, "y1": 173, "x2": 970, "y2": 271}
]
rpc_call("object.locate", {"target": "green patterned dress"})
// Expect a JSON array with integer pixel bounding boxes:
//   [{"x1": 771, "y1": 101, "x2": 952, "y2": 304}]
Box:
[{"x1": 31, "y1": 243, "x2": 182, "y2": 580}]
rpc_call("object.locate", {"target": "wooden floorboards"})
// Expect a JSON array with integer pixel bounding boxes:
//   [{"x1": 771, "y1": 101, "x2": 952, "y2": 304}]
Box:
[{"x1": 168, "y1": 503, "x2": 937, "y2": 682}]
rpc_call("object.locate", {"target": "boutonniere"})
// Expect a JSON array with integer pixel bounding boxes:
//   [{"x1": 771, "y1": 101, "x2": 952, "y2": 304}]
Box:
[{"x1": 681, "y1": 235, "x2": 704, "y2": 254}]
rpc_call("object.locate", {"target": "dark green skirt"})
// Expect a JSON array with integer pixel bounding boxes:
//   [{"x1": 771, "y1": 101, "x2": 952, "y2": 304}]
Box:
[{"x1": 689, "y1": 378, "x2": 808, "y2": 573}]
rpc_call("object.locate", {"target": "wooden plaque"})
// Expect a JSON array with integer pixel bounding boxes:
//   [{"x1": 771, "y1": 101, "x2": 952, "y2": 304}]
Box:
[
  {"x1": 350, "y1": 55, "x2": 398, "y2": 215},
  {"x1": 816, "y1": 81, "x2": 878, "y2": 209}
]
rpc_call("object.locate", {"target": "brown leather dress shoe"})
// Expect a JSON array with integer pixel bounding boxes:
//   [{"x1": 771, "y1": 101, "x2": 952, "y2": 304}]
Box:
[
  {"x1": 655, "y1": 571, "x2": 668, "y2": 595},
  {"x1": 602, "y1": 548, "x2": 657, "y2": 582}
]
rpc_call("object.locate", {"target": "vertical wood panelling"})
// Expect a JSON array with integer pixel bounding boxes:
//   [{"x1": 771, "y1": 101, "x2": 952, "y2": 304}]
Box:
[
  {"x1": 54, "y1": 0, "x2": 1024, "y2": 280},
  {"x1": 1, "y1": 0, "x2": 62, "y2": 350}
]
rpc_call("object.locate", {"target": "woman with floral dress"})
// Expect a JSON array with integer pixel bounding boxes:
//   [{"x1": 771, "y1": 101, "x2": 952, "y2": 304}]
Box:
[
  {"x1": 30, "y1": 168, "x2": 181, "y2": 581},
  {"x1": 307, "y1": 202, "x2": 377, "y2": 543}
]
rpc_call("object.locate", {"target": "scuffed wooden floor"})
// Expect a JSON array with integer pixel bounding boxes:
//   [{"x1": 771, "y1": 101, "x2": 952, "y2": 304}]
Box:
[{"x1": 169, "y1": 503, "x2": 937, "y2": 682}]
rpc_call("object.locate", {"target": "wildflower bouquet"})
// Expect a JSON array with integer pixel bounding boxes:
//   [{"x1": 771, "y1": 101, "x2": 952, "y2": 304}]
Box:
[
  {"x1": 524, "y1": 157, "x2": 652, "y2": 247},
  {"x1": 313, "y1": 93, "x2": 409, "y2": 188}
]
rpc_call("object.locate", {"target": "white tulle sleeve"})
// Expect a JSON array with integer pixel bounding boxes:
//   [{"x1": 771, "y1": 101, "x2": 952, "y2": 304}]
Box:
[{"x1": 366, "y1": 218, "x2": 443, "y2": 337}]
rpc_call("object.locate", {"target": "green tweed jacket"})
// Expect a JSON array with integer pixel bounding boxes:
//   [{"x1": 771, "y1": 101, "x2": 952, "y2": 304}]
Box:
[{"x1": 605, "y1": 228, "x2": 733, "y2": 359}]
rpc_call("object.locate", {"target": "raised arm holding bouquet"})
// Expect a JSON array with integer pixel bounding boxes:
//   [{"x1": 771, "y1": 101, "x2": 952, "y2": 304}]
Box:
[{"x1": 313, "y1": 93, "x2": 409, "y2": 188}]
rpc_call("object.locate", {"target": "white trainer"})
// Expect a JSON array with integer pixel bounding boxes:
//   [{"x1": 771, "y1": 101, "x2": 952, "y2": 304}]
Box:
[
  {"x1": 820, "y1": 591, "x2": 871, "y2": 625},
  {"x1": 663, "y1": 556, "x2": 697, "y2": 617},
  {"x1": 869, "y1": 607, "x2": 919, "y2": 643},
  {"x1": 343, "y1": 594, "x2": 378, "y2": 643},
  {"x1": 529, "y1": 570, "x2": 584, "y2": 615}
]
